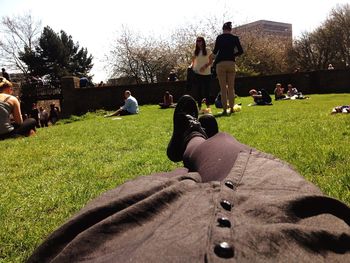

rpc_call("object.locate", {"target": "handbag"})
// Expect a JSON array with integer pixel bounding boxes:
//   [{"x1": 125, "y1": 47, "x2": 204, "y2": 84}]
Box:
[
  {"x1": 186, "y1": 67, "x2": 195, "y2": 91},
  {"x1": 211, "y1": 65, "x2": 217, "y2": 79}
]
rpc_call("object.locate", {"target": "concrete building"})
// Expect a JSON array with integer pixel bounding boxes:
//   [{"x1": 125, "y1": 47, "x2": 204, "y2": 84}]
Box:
[{"x1": 233, "y1": 20, "x2": 293, "y2": 41}]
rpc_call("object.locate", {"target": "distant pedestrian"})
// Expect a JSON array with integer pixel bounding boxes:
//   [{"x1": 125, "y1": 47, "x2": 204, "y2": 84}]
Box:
[
  {"x1": 328, "y1": 63, "x2": 334, "y2": 70},
  {"x1": 80, "y1": 77, "x2": 89, "y2": 88},
  {"x1": 49, "y1": 103, "x2": 59, "y2": 125},
  {"x1": 30, "y1": 103, "x2": 40, "y2": 128},
  {"x1": 39, "y1": 107, "x2": 49, "y2": 127},
  {"x1": 1, "y1": 68, "x2": 10, "y2": 81},
  {"x1": 168, "y1": 70, "x2": 178, "y2": 82}
]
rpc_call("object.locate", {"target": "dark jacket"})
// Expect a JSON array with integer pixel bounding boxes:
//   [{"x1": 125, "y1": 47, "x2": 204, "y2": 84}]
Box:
[{"x1": 213, "y1": 33, "x2": 243, "y2": 64}]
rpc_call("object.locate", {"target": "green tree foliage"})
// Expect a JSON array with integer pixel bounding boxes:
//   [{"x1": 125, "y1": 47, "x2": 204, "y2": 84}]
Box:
[
  {"x1": 20, "y1": 26, "x2": 93, "y2": 80},
  {"x1": 291, "y1": 4, "x2": 350, "y2": 71}
]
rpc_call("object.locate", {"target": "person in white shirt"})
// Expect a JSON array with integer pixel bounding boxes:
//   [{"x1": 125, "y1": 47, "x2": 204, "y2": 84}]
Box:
[
  {"x1": 191, "y1": 37, "x2": 213, "y2": 111},
  {"x1": 105, "y1": 90, "x2": 139, "y2": 117}
]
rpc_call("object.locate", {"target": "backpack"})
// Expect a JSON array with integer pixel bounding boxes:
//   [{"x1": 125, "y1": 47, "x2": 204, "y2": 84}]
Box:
[{"x1": 215, "y1": 92, "x2": 222, "y2": 108}]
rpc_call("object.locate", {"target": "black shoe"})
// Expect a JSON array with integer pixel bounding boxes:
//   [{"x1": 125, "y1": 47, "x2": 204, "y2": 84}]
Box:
[
  {"x1": 174, "y1": 95, "x2": 199, "y2": 119},
  {"x1": 198, "y1": 114, "x2": 219, "y2": 138},
  {"x1": 167, "y1": 95, "x2": 206, "y2": 162}
]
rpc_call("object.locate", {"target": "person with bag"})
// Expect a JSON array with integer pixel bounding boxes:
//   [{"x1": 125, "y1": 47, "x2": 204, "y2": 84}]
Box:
[
  {"x1": 249, "y1": 89, "x2": 272, "y2": 106},
  {"x1": 213, "y1": 21, "x2": 243, "y2": 115},
  {"x1": 191, "y1": 36, "x2": 213, "y2": 112}
]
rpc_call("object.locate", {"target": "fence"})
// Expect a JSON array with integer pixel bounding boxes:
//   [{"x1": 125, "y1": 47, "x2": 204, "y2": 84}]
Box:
[{"x1": 56, "y1": 69, "x2": 349, "y2": 117}]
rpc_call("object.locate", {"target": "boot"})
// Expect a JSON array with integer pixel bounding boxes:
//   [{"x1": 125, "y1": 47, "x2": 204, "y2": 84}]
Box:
[{"x1": 167, "y1": 95, "x2": 207, "y2": 162}]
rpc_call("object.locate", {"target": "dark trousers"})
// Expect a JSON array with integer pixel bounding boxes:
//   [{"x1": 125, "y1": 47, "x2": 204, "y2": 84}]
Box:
[
  {"x1": 183, "y1": 132, "x2": 250, "y2": 182},
  {"x1": 195, "y1": 73, "x2": 211, "y2": 108},
  {"x1": 0, "y1": 118, "x2": 37, "y2": 140}
]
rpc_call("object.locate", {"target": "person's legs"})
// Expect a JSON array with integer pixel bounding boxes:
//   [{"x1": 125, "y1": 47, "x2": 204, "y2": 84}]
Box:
[
  {"x1": 167, "y1": 95, "x2": 250, "y2": 181},
  {"x1": 202, "y1": 75, "x2": 211, "y2": 108},
  {"x1": 167, "y1": 95, "x2": 207, "y2": 162},
  {"x1": 183, "y1": 132, "x2": 250, "y2": 182},
  {"x1": 216, "y1": 62, "x2": 228, "y2": 113},
  {"x1": 14, "y1": 118, "x2": 37, "y2": 136},
  {"x1": 118, "y1": 109, "x2": 132, "y2": 116},
  {"x1": 105, "y1": 109, "x2": 121, "y2": 117},
  {"x1": 196, "y1": 74, "x2": 204, "y2": 109},
  {"x1": 225, "y1": 61, "x2": 236, "y2": 110}
]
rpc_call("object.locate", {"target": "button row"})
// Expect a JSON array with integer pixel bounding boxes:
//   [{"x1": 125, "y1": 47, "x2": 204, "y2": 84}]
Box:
[{"x1": 214, "y1": 179, "x2": 236, "y2": 258}]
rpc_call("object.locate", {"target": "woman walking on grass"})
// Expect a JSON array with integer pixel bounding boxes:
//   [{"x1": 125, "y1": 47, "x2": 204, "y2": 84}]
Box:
[{"x1": 213, "y1": 21, "x2": 243, "y2": 115}]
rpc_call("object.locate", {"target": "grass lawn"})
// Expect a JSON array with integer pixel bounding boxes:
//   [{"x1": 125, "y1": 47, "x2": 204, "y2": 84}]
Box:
[{"x1": 1, "y1": 93, "x2": 350, "y2": 262}]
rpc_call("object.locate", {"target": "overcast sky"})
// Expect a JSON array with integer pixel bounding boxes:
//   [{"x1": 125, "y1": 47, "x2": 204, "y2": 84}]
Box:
[{"x1": 0, "y1": 0, "x2": 348, "y2": 82}]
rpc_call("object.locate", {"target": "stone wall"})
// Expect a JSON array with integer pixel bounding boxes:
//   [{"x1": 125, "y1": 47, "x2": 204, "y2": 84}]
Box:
[{"x1": 60, "y1": 69, "x2": 350, "y2": 118}]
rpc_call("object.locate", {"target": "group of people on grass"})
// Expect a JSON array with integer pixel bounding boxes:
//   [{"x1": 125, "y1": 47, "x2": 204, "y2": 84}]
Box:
[
  {"x1": 0, "y1": 77, "x2": 61, "y2": 140},
  {"x1": 247, "y1": 82, "x2": 310, "y2": 106},
  {"x1": 0, "y1": 64, "x2": 61, "y2": 140},
  {"x1": 28, "y1": 102, "x2": 60, "y2": 128}
]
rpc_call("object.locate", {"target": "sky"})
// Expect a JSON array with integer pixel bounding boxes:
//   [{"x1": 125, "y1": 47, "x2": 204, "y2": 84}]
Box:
[{"x1": 0, "y1": 0, "x2": 349, "y2": 83}]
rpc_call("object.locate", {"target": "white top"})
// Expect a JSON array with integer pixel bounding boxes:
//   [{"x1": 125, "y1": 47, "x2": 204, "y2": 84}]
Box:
[{"x1": 193, "y1": 50, "x2": 212, "y2": 76}]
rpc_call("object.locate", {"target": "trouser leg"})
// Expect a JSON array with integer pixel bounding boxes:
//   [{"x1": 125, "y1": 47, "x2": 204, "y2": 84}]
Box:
[
  {"x1": 226, "y1": 63, "x2": 236, "y2": 108},
  {"x1": 216, "y1": 63, "x2": 228, "y2": 111},
  {"x1": 183, "y1": 132, "x2": 250, "y2": 182},
  {"x1": 14, "y1": 118, "x2": 37, "y2": 136}
]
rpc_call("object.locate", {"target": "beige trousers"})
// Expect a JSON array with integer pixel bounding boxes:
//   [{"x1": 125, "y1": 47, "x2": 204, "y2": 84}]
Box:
[{"x1": 216, "y1": 61, "x2": 236, "y2": 109}]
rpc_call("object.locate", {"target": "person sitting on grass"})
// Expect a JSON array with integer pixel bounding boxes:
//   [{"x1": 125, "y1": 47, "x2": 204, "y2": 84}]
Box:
[
  {"x1": 286, "y1": 84, "x2": 308, "y2": 100},
  {"x1": 159, "y1": 91, "x2": 175, "y2": 109},
  {"x1": 28, "y1": 95, "x2": 350, "y2": 263},
  {"x1": 0, "y1": 78, "x2": 36, "y2": 140},
  {"x1": 248, "y1": 89, "x2": 272, "y2": 106},
  {"x1": 105, "y1": 90, "x2": 139, "y2": 117},
  {"x1": 274, "y1": 83, "x2": 287, "y2": 100}
]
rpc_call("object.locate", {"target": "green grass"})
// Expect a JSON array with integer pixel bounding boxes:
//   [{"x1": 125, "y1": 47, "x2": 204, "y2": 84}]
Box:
[{"x1": 1, "y1": 93, "x2": 350, "y2": 262}]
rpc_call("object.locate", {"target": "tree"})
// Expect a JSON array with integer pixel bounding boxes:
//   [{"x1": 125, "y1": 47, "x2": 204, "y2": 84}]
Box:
[
  {"x1": 291, "y1": 4, "x2": 350, "y2": 71},
  {"x1": 237, "y1": 29, "x2": 293, "y2": 76},
  {"x1": 0, "y1": 12, "x2": 42, "y2": 74},
  {"x1": 170, "y1": 18, "x2": 222, "y2": 79},
  {"x1": 107, "y1": 18, "x2": 224, "y2": 84},
  {"x1": 325, "y1": 4, "x2": 350, "y2": 68},
  {"x1": 20, "y1": 26, "x2": 93, "y2": 80},
  {"x1": 107, "y1": 26, "x2": 178, "y2": 84}
]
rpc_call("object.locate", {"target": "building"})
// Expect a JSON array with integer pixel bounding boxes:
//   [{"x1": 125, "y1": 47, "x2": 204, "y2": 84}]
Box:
[{"x1": 233, "y1": 20, "x2": 293, "y2": 42}]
